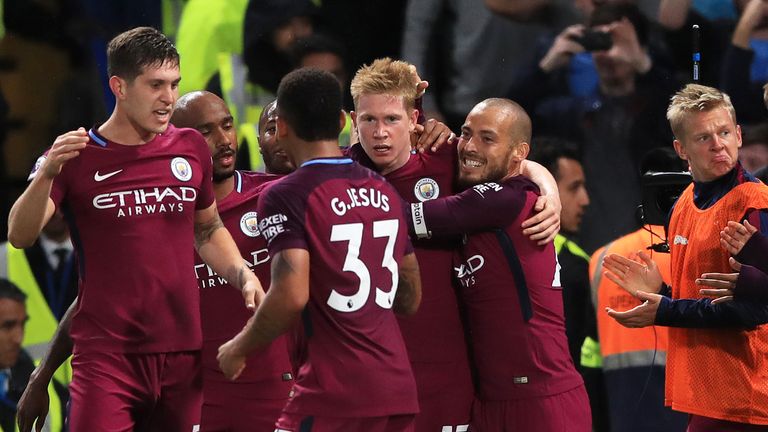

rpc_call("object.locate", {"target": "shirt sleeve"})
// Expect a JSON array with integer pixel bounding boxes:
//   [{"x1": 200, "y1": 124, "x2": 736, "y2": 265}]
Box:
[
  {"x1": 734, "y1": 209, "x2": 768, "y2": 271},
  {"x1": 735, "y1": 265, "x2": 768, "y2": 304},
  {"x1": 655, "y1": 295, "x2": 768, "y2": 329},
  {"x1": 27, "y1": 150, "x2": 67, "y2": 208},
  {"x1": 256, "y1": 183, "x2": 307, "y2": 255},
  {"x1": 411, "y1": 179, "x2": 537, "y2": 238}
]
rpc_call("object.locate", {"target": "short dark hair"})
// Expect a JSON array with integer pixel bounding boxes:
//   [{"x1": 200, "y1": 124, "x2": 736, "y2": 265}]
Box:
[
  {"x1": 290, "y1": 34, "x2": 347, "y2": 67},
  {"x1": 107, "y1": 27, "x2": 179, "y2": 82},
  {"x1": 529, "y1": 136, "x2": 581, "y2": 180},
  {"x1": 277, "y1": 68, "x2": 342, "y2": 141},
  {"x1": 0, "y1": 279, "x2": 26, "y2": 305}
]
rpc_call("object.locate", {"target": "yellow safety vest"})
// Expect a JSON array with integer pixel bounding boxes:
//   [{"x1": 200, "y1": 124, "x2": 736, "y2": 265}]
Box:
[
  {"x1": 554, "y1": 234, "x2": 602, "y2": 369},
  {"x1": 0, "y1": 244, "x2": 68, "y2": 432}
]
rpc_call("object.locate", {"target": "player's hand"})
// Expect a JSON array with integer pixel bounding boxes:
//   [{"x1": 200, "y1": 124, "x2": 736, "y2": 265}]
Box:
[
  {"x1": 411, "y1": 119, "x2": 455, "y2": 153},
  {"x1": 720, "y1": 220, "x2": 757, "y2": 256},
  {"x1": 603, "y1": 251, "x2": 663, "y2": 296},
  {"x1": 606, "y1": 290, "x2": 661, "y2": 328},
  {"x1": 241, "y1": 274, "x2": 265, "y2": 310},
  {"x1": 522, "y1": 195, "x2": 561, "y2": 245},
  {"x1": 217, "y1": 337, "x2": 247, "y2": 380},
  {"x1": 41, "y1": 128, "x2": 88, "y2": 179},
  {"x1": 407, "y1": 64, "x2": 429, "y2": 97},
  {"x1": 17, "y1": 371, "x2": 50, "y2": 432},
  {"x1": 697, "y1": 257, "x2": 742, "y2": 304}
]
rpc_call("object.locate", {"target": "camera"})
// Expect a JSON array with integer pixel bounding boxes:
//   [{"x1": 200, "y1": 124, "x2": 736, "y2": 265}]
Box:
[
  {"x1": 637, "y1": 171, "x2": 692, "y2": 227},
  {"x1": 570, "y1": 30, "x2": 613, "y2": 52}
]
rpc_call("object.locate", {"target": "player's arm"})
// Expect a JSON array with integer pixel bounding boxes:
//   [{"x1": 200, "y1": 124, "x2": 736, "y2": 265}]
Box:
[
  {"x1": 195, "y1": 202, "x2": 264, "y2": 309},
  {"x1": 730, "y1": 209, "x2": 768, "y2": 272},
  {"x1": 218, "y1": 248, "x2": 309, "y2": 380},
  {"x1": 8, "y1": 129, "x2": 88, "y2": 248},
  {"x1": 394, "y1": 252, "x2": 421, "y2": 316},
  {"x1": 603, "y1": 251, "x2": 768, "y2": 329},
  {"x1": 519, "y1": 159, "x2": 561, "y2": 245},
  {"x1": 17, "y1": 298, "x2": 76, "y2": 432},
  {"x1": 410, "y1": 181, "x2": 529, "y2": 239}
]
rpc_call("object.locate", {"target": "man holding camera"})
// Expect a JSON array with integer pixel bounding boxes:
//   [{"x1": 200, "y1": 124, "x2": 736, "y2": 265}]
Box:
[{"x1": 515, "y1": 3, "x2": 677, "y2": 253}]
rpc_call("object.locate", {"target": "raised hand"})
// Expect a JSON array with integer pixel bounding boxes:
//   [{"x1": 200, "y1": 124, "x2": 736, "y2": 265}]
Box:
[
  {"x1": 39, "y1": 128, "x2": 89, "y2": 179},
  {"x1": 720, "y1": 220, "x2": 757, "y2": 256},
  {"x1": 603, "y1": 251, "x2": 663, "y2": 297}
]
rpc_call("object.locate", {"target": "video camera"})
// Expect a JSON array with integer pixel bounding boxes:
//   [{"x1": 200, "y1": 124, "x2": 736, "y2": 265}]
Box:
[{"x1": 636, "y1": 171, "x2": 692, "y2": 252}]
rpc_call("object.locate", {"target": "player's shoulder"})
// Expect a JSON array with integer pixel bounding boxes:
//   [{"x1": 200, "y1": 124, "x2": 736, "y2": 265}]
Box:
[{"x1": 238, "y1": 170, "x2": 282, "y2": 190}]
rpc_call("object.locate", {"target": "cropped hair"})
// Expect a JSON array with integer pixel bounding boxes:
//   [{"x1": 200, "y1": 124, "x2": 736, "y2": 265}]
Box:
[
  {"x1": 277, "y1": 68, "x2": 342, "y2": 141},
  {"x1": 0, "y1": 279, "x2": 26, "y2": 305},
  {"x1": 350, "y1": 58, "x2": 419, "y2": 111},
  {"x1": 107, "y1": 27, "x2": 179, "y2": 82},
  {"x1": 529, "y1": 136, "x2": 581, "y2": 180},
  {"x1": 666, "y1": 84, "x2": 736, "y2": 140}
]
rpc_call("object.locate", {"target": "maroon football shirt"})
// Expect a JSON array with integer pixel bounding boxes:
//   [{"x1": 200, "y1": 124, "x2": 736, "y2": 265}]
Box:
[
  {"x1": 195, "y1": 171, "x2": 293, "y2": 395},
  {"x1": 257, "y1": 157, "x2": 418, "y2": 417},
  {"x1": 34, "y1": 125, "x2": 214, "y2": 354},
  {"x1": 415, "y1": 177, "x2": 584, "y2": 400},
  {"x1": 348, "y1": 144, "x2": 469, "y2": 364}
]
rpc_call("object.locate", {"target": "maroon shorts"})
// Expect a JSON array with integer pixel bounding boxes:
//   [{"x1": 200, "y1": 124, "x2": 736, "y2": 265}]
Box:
[
  {"x1": 411, "y1": 361, "x2": 473, "y2": 431},
  {"x1": 275, "y1": 413, "x2": 415, "y2": 432},
  {"x1": 687, "y1": 415, "x2": 768, "y2": 432},
  {"x1": 68, "y1": 350, "x2": 202, "y2": 432},
  {"x1": 201, "y1": 377, "x2": 289, "y2": 432},
  {"x1": 471, "y1": 384, "x2": 591, "y2": 432}
]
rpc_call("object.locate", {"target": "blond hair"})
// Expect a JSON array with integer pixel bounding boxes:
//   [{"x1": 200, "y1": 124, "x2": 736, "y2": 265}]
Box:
[
  {"x1": 350, "y1": 57, "x2": 419, "y2": 110},
  {"x1": 666, "y1": 84, "x2": 736, "y2": 139}
]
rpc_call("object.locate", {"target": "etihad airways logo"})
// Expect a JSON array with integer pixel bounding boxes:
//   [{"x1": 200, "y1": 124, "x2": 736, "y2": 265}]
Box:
[
  {"x1": 92, "y1": 186, "x2": 197, "y2": 218},
  {"x1": 454, "y1": 254, "x2": 485, "y2": 288}
]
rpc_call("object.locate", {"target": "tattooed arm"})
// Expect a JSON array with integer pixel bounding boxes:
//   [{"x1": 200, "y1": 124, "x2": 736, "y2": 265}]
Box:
[
  {"x1": 394, "y1": 252, "x2": 422, "y2": 316},
  {"x1": 217, "y1": 248, "x2": 309, "y2": 379},
  {"x1": 195, "y1": 202, "x2": 264, "y2": 309}
]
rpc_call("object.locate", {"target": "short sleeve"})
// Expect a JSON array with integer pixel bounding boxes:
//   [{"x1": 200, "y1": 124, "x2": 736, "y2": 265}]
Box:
[
  {"x1": 28, "y1": 150, "x2": 67, "y2": 209},
  {"x1": 257, "y1": 182, "x2": 308, "y2": 254}
]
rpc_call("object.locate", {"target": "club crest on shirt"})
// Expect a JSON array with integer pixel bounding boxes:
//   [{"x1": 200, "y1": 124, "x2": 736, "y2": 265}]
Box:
[
  {"x1": 414, "y1": 177, "x2": 440, "y2": 202},
  {"x1": 240, "y1": 211, "x2": 260, "y2": 237},
  {"x1": 171, "y1": 157, "x2": 193, "y2": 181},
  {"x1": 28, "y1": 155, "x2": 46, "y2": 181}
]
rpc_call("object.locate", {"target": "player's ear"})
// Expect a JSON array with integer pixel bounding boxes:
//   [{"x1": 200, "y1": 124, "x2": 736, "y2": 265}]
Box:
[
  {"x1": 673, "y1": 139, "x2": 688, "y2": 161},
  {"x1": 511, "y1": 141, "x2": 530, "y2": 161},
  {"x1": 109, "y1": 76, "x2": 126, "y2": 99},
  {"x1": 350, "y1": 111, "x2": 357, "y2": 129},
  {"x1": 339, "y1": 110, "x2": 347, "y2": 132},
  {"x1": 409, "y1": 108, "x2": 419, "y2": 131}
]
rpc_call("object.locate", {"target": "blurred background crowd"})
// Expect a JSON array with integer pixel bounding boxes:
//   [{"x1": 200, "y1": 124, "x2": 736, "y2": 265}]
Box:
[{"x1": 2, "y1": 0, "x2": 768, "y2": 253}]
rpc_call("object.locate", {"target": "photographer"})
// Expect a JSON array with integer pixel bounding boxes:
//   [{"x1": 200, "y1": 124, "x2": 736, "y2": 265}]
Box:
[{"x1": 513, "y1": 3, "x2": 679, "y2": 253}]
